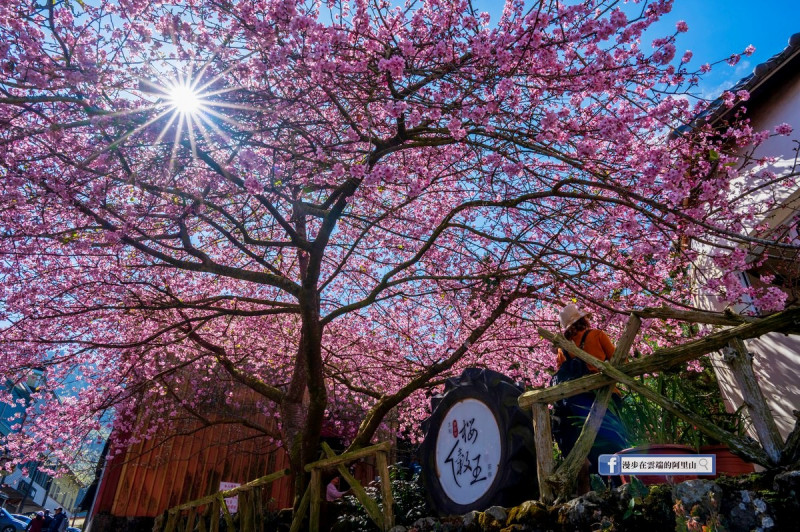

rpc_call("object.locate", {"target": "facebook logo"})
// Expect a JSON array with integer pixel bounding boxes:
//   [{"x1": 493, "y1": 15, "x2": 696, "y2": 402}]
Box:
[{"x1": 598, "y1": 454, "x2": 620, "y2": 475}]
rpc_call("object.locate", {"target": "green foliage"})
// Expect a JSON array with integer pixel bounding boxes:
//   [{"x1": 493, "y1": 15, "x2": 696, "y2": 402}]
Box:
[
  {"x1": 623, "y1": 477, "x2": 650, "y2": 521},
  {"x1": 590, "y1": 474, "x2": 608, "y2": 494},
  {"x1": 614, "y1": 357, "x2": 746, "y2": 447},
  {"x1": 332, "y1": 464, "x2": 428, "y2": 532}
]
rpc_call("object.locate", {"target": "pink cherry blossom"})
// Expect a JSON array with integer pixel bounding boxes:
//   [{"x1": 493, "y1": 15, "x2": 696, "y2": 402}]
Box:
[{"x1": 0, "y1": 0, "x2": 796, "y2": 499}]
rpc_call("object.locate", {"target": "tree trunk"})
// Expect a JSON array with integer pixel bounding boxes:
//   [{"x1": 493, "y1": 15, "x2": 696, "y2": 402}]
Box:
[{"x1": 281, "y1": 288, "x2": 328, "y2": 506}]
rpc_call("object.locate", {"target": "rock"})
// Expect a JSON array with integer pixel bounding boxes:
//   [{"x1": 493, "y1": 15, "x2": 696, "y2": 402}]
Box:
[
  {"x1": 411, "y1": 516, "x2": 437, "y2": 530},
  {"x1": 388, "y1": 527, "x2": 407, "y2": 532},
  {"x1": 760, "y1": 515, "x2": 776, "y2": 529},
  {"x1": 773, "y1": 470, "x2": 800, "y2": 494},
  {"x1": 726, "y1": 490, "x2": 760, "y2": 532},
  {"x1": 477, "y1": 510, "x2": 504, "y2": 531},
  {"x1": 506, "y1": 500, "x2": 548, "y2": 526},
  {"x1": 557, "y1": 494, "x2": 602, "y2": 528},
  {"x1": 484, "y1": 505, "x2": 507, "y2": 523},
  {"x1": 674, "y1": 479, "x2": 722, "y2": 508},
  {"x1": 461, "y1": 510, "x2": 481, "y2": 531},
  {"x1": 771, "y1": 469, "x2": 800, "y2": 529}
]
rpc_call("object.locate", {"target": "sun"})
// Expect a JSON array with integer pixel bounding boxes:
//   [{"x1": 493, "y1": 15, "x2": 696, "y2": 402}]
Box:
[
  {"x1": 102, "y1": 65, "x2": 259, "y2": 172},
  {"x1": 167, "y1": 82, "x2": 203, "y2": 115}
]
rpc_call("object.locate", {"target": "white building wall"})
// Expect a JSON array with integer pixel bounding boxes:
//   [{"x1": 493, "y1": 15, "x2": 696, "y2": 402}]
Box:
[{"x1": 694, "y1": 42, "x2": 800, "y2": 442}]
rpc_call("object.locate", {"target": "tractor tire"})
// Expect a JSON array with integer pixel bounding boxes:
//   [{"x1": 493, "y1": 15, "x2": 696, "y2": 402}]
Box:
[{"x1": 419, "y1": 368, "x2": 537, "y2": 515}]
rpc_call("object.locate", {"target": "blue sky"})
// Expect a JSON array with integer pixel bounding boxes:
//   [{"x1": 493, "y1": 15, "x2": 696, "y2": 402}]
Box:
[
  {"x1": 649, "y1": 0, "x2": 798, "y2": 97},
  {"x1": 471, "y1": 0, "x2": 797, "y2": 98}
]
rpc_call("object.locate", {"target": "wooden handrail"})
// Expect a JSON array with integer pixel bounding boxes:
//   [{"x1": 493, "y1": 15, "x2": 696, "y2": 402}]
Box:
[
  {"x1": 519, "y1": 305, "x2": 800, "y2": 407},
  {"x1": 304, "y1": 441, "x2": 391, "y2": 471},
  {"x1": 521, "y1": 305, "x2": 799, "y2": 500},
  {"x1": 153, "y1": 468, "x2": 289, "y2": 532}
]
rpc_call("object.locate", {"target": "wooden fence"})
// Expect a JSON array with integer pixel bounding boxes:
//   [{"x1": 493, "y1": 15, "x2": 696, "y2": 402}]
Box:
[
  {"x1": 151, "y1": 468, "x2": 289, "y2": 532},
  {"x1": 518, "y1": 305, "x2": 800, "y2": 502},
  {"x1": 152, "y1": 441, "x2": 394, "y2": 532},
  {"x1": 290, "y1": 441, "x2": 394, "y2": 532}
]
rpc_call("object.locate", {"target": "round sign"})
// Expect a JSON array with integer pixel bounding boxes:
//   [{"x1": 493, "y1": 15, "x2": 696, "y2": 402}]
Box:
[{"x1": 434, "y1": 398, "x2": 502, "y2": 505}]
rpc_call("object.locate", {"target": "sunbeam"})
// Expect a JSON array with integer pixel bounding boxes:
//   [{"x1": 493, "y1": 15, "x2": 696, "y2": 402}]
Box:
[
  {"x1": 131, "y1": 65, "x2": 260, "y2": 171},
  {"x1": 168, "y1": 83, "x2": 203, "y2": 115}
]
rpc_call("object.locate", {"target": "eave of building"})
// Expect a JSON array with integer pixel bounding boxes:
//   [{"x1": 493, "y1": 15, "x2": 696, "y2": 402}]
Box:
[{"x1": 676, "y1": 32, "x2": 800, "y2": 133}]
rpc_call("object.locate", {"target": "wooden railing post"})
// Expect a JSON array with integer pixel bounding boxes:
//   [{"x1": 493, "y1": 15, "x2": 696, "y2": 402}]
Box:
[
  {"x1": 376, "y1": 450, "x2": 395, "y2": 530},
  {"x1": 722, "y1": 338, "x2": 784, "y2": 464},
  {"x1": 530, "y1": 403, "x2": 555, "y2": 503},
  {"x1": 209, "y1": 497, "x2": 220, "y2": 532},
  {"x1": 184, "y1": 508, "x2": 196, "y2": 532},
  {"x1": 289, "y1": 483, "x2": 311, "y2": 532},
  {"x1": 153, "y1": 468, "x2": 289, "y2": 532},
  {"x1": 309, "y1": 469, "x2": 322, "y2": 532},
  {"x1": 519, "y1": 306, "x2": 800, "y2": 408},
  {"x1": 543, "y1": 327, "x2": 770, "y2": 464}
]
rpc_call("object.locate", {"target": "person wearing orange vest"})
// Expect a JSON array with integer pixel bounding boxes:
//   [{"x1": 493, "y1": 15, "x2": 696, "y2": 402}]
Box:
[{"x1": 553, "y1": 304, "x2": 628, "y2": 488}]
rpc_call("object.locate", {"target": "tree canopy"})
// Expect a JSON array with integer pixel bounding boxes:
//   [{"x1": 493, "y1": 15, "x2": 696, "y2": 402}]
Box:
[{"x1": 1, "y1": 0, "x2": 797, "y2": 490}]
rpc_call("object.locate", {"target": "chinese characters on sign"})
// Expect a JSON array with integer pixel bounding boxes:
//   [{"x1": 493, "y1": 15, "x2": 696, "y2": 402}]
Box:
[
  {"x1": 444, "y1": 417, "x2": 489, "y2": 487},
  {"x1": 622, "y1": 459, "x2": 696, "y2": 470},
  {"x1": 435, "y1": 399, "x2": 502, "y2": 505},
  {"x1": 219, "y1": 481, "x2": 241, "y2": 513},
  {"x1": 598, "y1": 454, "x2": 716, "y2": 475}
]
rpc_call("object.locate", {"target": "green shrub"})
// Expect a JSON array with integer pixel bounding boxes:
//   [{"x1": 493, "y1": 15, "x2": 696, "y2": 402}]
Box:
[{"x1": 332, "y1": 464, "x2": 429, "y2": 532}]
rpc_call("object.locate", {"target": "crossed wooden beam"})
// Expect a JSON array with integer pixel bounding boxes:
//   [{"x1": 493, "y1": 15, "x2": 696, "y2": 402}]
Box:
[
  {"x1": 152, "y1": 441, "x2": 394, "y2": 532},
  {"x1": 152, "y1": 468, "x2": 289, "y2": 532},
  {"x1": 518, "y1": 305, "x2": 800, "y2": 502},
  {"x1": 292, "y1": 441, "x2": 394, "y2": 532}
]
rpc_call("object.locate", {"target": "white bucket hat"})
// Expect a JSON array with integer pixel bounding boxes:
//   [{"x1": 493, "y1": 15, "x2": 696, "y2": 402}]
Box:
[{"x1": 559, "y1": 303, "x2": 591, "y2": 330}]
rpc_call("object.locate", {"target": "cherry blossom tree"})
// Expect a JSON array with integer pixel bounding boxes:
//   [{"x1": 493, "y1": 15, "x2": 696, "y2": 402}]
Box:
[{"x1": 1, "y1": 0, "x2": 797, "y2": 499}]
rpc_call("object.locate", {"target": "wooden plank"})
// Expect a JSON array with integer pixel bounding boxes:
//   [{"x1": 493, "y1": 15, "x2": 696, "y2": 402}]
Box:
[
  {"x1": 530, "y1": 403, "x2": 555, "y2": 504},
  {"x1": 633, "y1": 306, "x2": 754, "y2": 325},
  {"x1": 723, "y1": 338, "x2": 784, "y2": 464},
  {"x1": 309, "y1": 469, "x2": 321, "y2": 532},
  {"x1": 254, "y1": 486, "x2": 264, "y2": 532},
  {"x1": 197, "y1": 506, "x2": 208, "y2": 532},
  {"x1": 550, "y1": 386, "x2": 614, "y2": 498},
  {"x1": 519, "y1": 306, "x2": 800, "y2": 408},
  {"x1": 209, "y1": 497, "x2": 220, "y2": 532},
  {"x1": 184, "y1": 508, "x2": 196, "y2": 532},
  {"x1": 610, "y1": 314, "x2": 642, "y2": 366},
  {"x1": 305, "y1": 441, "x2": 392, "y2": 471},
  {"x1": 219, "y1": 492, "x2": 235, "y2": 532},
  {"x1": 289, "y1": 483, "x2": 311, "y2": 532},
  {"x1": 376, "y1": 451, "x2": 394, "y2": 530},
  {"x1": 238, "y1": 489, "x2": 250, "y2": 532},
  {"x1": 152, "y1": 513, "x2": 165, "y2": 532},
  {"x1": 163, "y1": 511, "x2": 178, "y2": 532}
]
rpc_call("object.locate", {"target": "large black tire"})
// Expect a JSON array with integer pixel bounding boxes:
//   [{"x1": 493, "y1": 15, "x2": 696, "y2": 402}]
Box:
[{"x1": 419, "y1": 368, "x2": 537, "y2": 515}]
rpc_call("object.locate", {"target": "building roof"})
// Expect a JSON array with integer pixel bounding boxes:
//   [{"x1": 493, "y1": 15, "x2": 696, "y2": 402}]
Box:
[
  {"x1": 714, "y1": 32, "x2": 800, "y2": 123},
  {"x1": 676, "y1": 32, "x2": 800, "y2": 134}
]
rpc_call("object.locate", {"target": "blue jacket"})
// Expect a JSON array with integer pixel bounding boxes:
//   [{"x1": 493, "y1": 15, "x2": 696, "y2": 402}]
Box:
[{"x1": 48, "y1": 512, "x2": 67, "y2": 532}]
